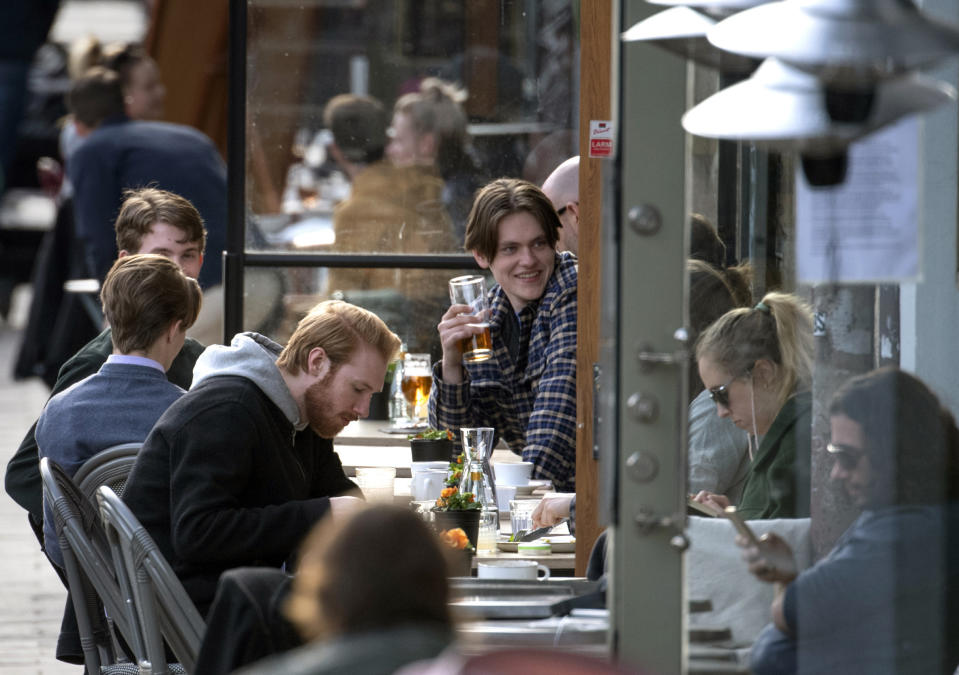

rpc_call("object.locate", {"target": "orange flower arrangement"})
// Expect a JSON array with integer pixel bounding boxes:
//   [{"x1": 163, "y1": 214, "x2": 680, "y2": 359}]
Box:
[
  {"x1": 439, "y1": 527, "x2": 474, "y2": 551},
  {"x1": 445, "y1": 452, "x2": 464, "y2": 487},
  {"x1": 433, "y1": 485, "x2": 479, "y2": 511}
]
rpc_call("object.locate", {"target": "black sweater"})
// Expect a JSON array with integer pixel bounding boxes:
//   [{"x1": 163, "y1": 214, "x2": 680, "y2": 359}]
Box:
[{"x1": 123, "y1": 374, "x2": 357, "y2": 615}]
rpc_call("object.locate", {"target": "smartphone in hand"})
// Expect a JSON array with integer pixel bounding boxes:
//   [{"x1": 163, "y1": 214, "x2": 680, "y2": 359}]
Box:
[
  {"x1": 687, "y1": 495, "x2": 722, "y2": 517},
  {"x1": 724, "y1": 505, "x2": 760, "y2": 546}
]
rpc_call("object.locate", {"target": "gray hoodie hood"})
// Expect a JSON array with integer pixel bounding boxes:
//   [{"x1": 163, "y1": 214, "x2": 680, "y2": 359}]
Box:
[{"x1": 192, "y1": 332, "x2": 306, "y2": 430}]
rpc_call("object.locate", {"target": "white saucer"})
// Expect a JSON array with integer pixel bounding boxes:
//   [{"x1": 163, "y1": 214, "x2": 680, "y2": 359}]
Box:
[{"x1": 503, "y1": 479, "x2": 552, "y2": 496}]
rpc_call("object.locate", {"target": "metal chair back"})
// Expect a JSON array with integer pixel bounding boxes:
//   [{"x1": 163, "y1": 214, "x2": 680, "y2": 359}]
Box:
[
  {"x1": 74, "y1": 443, "x2": 141, "y2": 504},
  {"x1": 97, "y1": 486, "x2": 205, "y2": 674},
  {"x1": 39, "y1": 457, "x2": 147, "y2": 674}
]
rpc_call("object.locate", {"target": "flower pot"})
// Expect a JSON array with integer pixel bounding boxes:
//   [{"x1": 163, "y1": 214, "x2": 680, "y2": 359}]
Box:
[
  {"x1": 410, "y1": 438, "x2": 454, "y2": 462},
  {"x1": 445, "y1": 548, "x2": 474, "y2": 577},
  {"x1": 433, "y1": 509, "x2": 480, "y2": 550}
]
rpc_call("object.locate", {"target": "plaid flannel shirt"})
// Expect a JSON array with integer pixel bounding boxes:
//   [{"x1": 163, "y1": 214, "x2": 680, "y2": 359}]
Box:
[{"x1": 429, "y1": 252, "x2": 578, "y2": 491}]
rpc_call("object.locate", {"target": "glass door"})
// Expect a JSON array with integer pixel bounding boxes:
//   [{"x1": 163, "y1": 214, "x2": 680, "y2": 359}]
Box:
[{"x1": 609, "y1": 0, "x2": 959, "y2": 672}]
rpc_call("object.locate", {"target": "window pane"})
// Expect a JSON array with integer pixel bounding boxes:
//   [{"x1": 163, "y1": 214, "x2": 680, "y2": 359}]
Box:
[
  {"x1": 242, "y1": 265, "x2": 488, "y2": 360},
  {"x1": 244, "y1": 0, "x2": 578, "y2": 254}
]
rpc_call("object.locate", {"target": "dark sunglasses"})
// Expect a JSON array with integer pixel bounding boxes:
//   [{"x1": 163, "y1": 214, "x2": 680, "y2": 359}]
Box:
[
  {"x1": 827, "y1": 443, "x2": 864, "y2": 471},
  {"x1": 557, "y1": 201, "x2": 578, "y2": 217},
  {"x1": 707, "y1": 373, "x2": 739, "y2": 408}
]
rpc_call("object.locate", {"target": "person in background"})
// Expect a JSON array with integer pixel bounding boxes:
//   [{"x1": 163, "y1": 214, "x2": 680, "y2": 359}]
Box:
[
  {"x1": 324, "y1": 93, "x2": 454, "y2": 356},
  {"x1": 429, "y1": 178, "x2": 578, "y2": 492},
  {"x1": 236, "y1": 506, "x2": 454, "y2": 675},
  {"x1": 540, "y1": 155, "x2": 579, "y2": 257},
  {"x1": 6, "y1": 188, "x2": 208, "y2": 557},
  {"x1": 59, "y1": 38, "x2": 166, "y2": 166},
  {"x1": 689, "y1": 212, "x2": 726, "y2": 270},
  {"x1": 744, "y1": 368, "x2": 959, "y2": 674},
  {"x1": 686, "y1": 260, "x2": 752, "y2": 501},
  {"x1": 37, "y1": 253, "x2": 200, "y2": 568},
  {"x1": 65, "y1": 66, "x2": 225, "y2": 292},
  {"x1": 689, "y1": 212, "x2": 752, "y2": 307},
  {"x1": 0, "y1": 0, "x2": 60, "y2": 190},
  {"x1": 99, "y1": 42, "x2": 165, "y2": 121},
  {"x1": 122, "y1": 300, "x2": 400, "y2": 616},
  {"x1": 693, "y1": 292, "x2": 815, "y2": 519},
  {"x1": 387, "y1": 77, "x2": 483, "y2": 240}
]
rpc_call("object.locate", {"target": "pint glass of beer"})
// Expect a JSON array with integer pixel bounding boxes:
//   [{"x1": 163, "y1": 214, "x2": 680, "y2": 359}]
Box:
[
  {"x1": 401, "y1": 353, "x2": 432, "y2": 424},
  {"x1": 449, "y1": 275, "x2": 492, "y2": 363}
]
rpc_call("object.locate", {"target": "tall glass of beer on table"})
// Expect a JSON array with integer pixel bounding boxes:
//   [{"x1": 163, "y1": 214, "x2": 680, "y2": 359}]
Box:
[
  {"x1": 401, "y1": 353, "x2": 432, "y2": 425},
  {"x1": 449, "y1": 275, "x2": 492, "y2": 363}
]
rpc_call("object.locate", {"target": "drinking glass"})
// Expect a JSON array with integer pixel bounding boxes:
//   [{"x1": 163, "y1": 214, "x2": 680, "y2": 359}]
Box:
[
  {"x1": 448, "y1": 275, "x2": 492, "y2": 363},
  {"x1": 292, "y1": 163, "x2": 319, "y2": 210},
  {"x1": 401, "y1": 353, "x2": 432, "y2": 424},
  {"x1": 354, "y1": 467, "x2": 396, "y2": 504},
  {"x1": 509, "y1": 499, "x2": 538, "y2": 536},
  {"x1": 476, "y1": 509, "x2": 498, "y2": 554}
]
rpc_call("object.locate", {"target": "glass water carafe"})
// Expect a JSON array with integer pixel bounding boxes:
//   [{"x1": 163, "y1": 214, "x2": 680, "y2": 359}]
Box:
[{"x1": 459, "y1": 427, "x2": 498, "y2": 552}]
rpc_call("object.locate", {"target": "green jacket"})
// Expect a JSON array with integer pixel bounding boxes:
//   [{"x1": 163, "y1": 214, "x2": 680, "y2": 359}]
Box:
[{"x1": 737, "y1": 390, "x2": 812, "y2": 520}]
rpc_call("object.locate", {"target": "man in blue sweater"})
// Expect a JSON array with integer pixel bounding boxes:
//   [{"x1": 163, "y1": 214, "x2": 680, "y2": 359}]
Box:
[
  {"x1": 6, "y1": 188, "x2": 209, "y2": 556},
  {"x1": 36, "y1": 253, "x2": 202, "y2": 568}
]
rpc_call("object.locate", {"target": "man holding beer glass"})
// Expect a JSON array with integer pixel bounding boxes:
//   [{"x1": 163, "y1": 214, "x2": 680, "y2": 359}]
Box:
[{"x1": 429, "y1": 178, "x2": 578, "y2": 491}]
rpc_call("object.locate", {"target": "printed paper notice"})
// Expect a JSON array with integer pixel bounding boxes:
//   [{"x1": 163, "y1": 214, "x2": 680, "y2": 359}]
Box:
[{"x1": 796, "y1": 117, "x2": 919, "y2": 284}]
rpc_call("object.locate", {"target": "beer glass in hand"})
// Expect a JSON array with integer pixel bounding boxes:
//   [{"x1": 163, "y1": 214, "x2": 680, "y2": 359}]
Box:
[
  {"x1": 448, "y1": 275, "x2": 492, "y2": 363},
  {"x1": 401, "y1": 353, "x2": 432, "y2": 424}
]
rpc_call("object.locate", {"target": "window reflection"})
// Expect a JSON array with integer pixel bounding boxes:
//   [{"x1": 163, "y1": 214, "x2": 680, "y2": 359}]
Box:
[
  {"x1": 244, "y1": 0, "x2": 578, "y2": 253},
  {"x1": 243, "y1": 265, "x2": 489, "y2": 360}
]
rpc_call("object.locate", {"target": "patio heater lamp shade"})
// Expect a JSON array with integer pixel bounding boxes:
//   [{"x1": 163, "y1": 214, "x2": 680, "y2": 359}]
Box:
[
  {"x1": 621, "y1": 6, "x2": 760, "y2": 75},
  {"x1": 681, "y1": 58, "x2": 956, "y2": 185},
  {"x1": 646, "y1": 0, "x2": 773, "y2": 17},
  {"x1": 707, "y1": 0, "x2": 959, "y2": 87}
]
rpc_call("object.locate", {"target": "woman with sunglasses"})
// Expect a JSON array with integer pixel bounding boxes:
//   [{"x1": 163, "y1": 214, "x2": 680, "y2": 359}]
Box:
[
  {"x1": 692, "y1": 292, "x2": 814, "y2": 519},
  {"x1": 744, "y1": 368, "x2": 959, "y2": 674}
]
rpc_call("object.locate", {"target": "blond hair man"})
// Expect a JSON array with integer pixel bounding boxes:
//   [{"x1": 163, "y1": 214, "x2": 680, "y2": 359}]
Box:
[{"x1": 123, "y1": 300, "x2": 401, "y2": 615}]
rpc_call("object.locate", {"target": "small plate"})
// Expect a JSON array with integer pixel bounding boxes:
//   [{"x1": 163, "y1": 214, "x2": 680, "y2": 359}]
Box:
[
  {"x1": 540, "y1": 535, "x2": 575, "y2": 553},
  {"x1": 508, "y1": 479, "x2": 553, "y2": 495},
  {"x1": 496, "y1": 535, "x2": 575, "y2": 553},
  {"x1": 377, "y1": 423, "x2": 429, "y2": 434}
]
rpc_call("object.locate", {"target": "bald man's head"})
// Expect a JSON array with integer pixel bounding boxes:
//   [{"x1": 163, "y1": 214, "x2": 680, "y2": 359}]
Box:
[{"x1": 542, "y1": 155, "x2": 580, "y2": 256}]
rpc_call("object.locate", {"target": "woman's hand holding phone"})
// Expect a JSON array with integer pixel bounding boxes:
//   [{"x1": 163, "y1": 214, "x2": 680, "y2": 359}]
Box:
[{"x1": 726, "y1": 509, "x2": 799, "y2": 585}]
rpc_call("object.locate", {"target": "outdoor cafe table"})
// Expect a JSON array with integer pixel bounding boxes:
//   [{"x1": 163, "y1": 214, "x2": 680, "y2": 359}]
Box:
[
  {"x1": 334, "y1": 421, "x2": 575, "y2": 572},
  {"x1": 334, "y1": 419, "x2": 520, "y2": 477}
]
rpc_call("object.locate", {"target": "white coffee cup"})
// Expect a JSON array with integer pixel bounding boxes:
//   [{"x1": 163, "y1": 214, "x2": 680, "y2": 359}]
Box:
[
  {"x1": 477, "y1": 559, "x2": 550, "y2": 581},
  {"x1": 495, "y1": 484, "x2": 517, "y2": 512},
  {"x1": 493, "y1": 461, "x2": 533, "y2": 486},
  {"x1": 410, "y1": 469, "x2": 448, "y2": 501}
]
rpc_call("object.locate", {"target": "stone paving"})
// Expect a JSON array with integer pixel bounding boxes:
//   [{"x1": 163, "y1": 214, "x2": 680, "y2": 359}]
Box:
[{"x1": 0, "y1": 322, "x2": 78, "y2": 674}]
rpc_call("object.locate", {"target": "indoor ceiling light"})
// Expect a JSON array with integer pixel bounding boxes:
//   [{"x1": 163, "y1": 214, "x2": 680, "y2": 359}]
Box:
[{"x1": 621, "y1": 6, "x2": 759, "y2": 74}]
